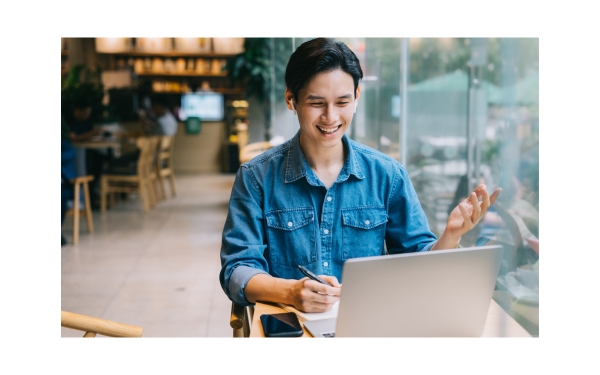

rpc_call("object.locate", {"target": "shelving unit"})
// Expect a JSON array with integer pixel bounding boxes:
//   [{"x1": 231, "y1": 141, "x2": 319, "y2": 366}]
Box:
[
  {"x1": 149, "y1": 88, "x2": 245, "y2": 95},
  {"x1": 98, "y1": 41, "x2": 242, "y2": 96},
  {"x1": 136, "y1": 72, "x2": 227, "y2": 77},
  {"x1": 100, "y1": 51, "x2": 237, "y2": 58}
]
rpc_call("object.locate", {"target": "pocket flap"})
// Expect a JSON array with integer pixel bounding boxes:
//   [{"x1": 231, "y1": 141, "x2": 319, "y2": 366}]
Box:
[
  {"x1": 266, "y1": 208, "x2": 314, "y2": 231},
  {"x1": 342, "y1": 207, "x2": 388, "y2": 229}
]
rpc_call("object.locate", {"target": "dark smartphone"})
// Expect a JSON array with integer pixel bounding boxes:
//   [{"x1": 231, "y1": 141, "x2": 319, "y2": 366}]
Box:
[{"x1": 260, "y1": 313, "x2": 303, "y2": 337}]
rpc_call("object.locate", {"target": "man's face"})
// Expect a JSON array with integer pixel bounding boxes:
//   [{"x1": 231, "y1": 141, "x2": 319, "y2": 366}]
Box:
[{"x1": 287, "y1": 69, "x2": 360, "y2": 150}]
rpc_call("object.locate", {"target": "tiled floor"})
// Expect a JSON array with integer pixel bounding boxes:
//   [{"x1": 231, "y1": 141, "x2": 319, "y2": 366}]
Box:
[{"x1": 61, "y1": 174, "x2": 236, "y2": 337}]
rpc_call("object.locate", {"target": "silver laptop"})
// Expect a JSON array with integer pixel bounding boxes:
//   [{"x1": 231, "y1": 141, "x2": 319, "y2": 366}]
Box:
[{"x1": 303, "y1": 245, "x2": 503, "y2": 337}]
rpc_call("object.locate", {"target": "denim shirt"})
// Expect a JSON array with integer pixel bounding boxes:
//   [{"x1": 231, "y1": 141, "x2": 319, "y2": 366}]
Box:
[{"x1": 219, "y1": 130, "x2": 437, "y2": 306}]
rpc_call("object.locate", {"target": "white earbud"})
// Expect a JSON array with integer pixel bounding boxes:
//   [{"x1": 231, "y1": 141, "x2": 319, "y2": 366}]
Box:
[
  {"x1": 354, "y1": 99, "x2": 358, "y2": 113},
  {"x1": 291, "y1": 99, "x2": 297, "y2": 115}
]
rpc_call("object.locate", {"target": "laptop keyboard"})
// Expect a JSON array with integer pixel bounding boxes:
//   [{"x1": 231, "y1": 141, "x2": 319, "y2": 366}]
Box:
[{"x1": 322, "y1": 331, "x2": 335, "y2": 338}]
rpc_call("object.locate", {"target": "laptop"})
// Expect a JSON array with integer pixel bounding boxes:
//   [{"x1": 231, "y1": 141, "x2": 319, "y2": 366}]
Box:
[{"x1": 303, "y1": 245, "x2": 504, "y2": 337}]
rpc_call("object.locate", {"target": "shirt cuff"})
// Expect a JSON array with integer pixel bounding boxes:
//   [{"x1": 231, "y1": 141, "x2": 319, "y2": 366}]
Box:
[
  {"x1": 418, "y1": 240, "x2": 437, "y2": 252},
  {"x1": 228, "y1": 266, "x2": 269, "y2": 306}
]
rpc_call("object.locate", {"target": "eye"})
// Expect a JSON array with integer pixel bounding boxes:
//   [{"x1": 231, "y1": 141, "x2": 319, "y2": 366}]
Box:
[
  {"x1": 310, "y1": 102, "x2": 324, "y2": 106},
  {"x1": 338, "y1": 101, "x2": 350, "y2": 105}
]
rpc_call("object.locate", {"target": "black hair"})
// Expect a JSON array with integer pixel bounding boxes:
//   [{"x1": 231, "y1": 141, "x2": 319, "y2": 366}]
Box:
[
  {"x1": 285, "y1": 38, "x2": 363, "y2": 102},
  {"x1": 151, "y1": 95, "x2": 169, "y2": 108}
]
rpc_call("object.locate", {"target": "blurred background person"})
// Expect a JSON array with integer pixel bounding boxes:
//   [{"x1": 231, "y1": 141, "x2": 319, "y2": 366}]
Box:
[
  {"x1": 61, "y1": 117, "x2": 76, "y2": 246},
  {"x1": 141, "y1": 95, "x2": 177, "y2": 136},
  {"x1": 67, "y1": 98, "x2": 105, "y2": 208}
]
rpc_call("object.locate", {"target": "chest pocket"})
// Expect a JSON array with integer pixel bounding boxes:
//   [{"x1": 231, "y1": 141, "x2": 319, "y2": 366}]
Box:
[
  {"x1": 341, "y1": 206, "x2": 388, "y2": 261},
  {"x1": 265, "y1": 207, "x2": 316, "y2": 267}
]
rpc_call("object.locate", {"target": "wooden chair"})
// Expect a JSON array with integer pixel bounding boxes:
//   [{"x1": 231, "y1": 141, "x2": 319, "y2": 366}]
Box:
[
  {"x1": 61, "y1": 311, "x2": 143, "y2": 338},
  {"x1": 239, "y1": 141, "x2": 272, "y2": 164},
  {"x1": 146, "y1": 136, "x2": 161, "y2": 206},
  {"x1": 230, "y1": 302, "x2": 254, "y2": 337},
  {"x1": 65, "y1": 175, "x2": 94, "y2": 245},
  {"x1": 155, "y1": 136, "x2": 176, "y2": 198},
  {"x1": 100, "y1": 137, "x2": 156, "y2": 213}
]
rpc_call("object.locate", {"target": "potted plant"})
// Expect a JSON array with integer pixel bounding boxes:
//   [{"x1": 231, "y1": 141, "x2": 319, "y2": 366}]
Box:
[
  {"x1": 224, "y1": 38, "x2": 272, "y2": 140},
  {"x1": 62, "y1": 64, "x2": 118, "y2": 126}
]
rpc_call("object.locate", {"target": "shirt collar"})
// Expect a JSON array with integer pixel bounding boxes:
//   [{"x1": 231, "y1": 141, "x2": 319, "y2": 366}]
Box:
[{"x1": 284, "y1": 130, "x2": 364, "y2": 185}]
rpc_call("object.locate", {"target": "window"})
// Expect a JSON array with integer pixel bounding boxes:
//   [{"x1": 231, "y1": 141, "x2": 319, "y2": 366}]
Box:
[{"x1": 270, "y1": 38, "x2": 539, "y2": 336}]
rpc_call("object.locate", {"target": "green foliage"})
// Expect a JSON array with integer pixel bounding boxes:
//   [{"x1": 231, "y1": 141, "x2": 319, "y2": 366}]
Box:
[
  {"x1": 225, "y1": 38, "x2": 271, "y2": 103},
  {"x1": 61, "y1": 64, "x2": 106, "y2": 122}
]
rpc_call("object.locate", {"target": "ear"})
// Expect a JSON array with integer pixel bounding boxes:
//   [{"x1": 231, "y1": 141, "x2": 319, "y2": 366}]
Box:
[
  {"x1": 354, "y1": 85, "x2": 361, "y2": 113},
  {"x1": 285, "y1": 87, "x2": 295, "y2": 111}
]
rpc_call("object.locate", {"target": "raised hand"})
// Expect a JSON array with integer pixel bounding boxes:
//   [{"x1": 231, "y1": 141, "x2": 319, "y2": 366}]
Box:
[{"x1": 443, "y1": 184, "x2": 502, "y2": 241}]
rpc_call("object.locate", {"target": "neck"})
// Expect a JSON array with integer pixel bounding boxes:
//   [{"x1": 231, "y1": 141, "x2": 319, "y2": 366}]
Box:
[{"x1": 298, "y1": 133, "x2": 346, "y2": 174}]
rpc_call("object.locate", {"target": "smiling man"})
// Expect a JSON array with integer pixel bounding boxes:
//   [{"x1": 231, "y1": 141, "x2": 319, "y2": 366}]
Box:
[{"x1": 219, "y1": 38, "x2": 501, "y2": 313}]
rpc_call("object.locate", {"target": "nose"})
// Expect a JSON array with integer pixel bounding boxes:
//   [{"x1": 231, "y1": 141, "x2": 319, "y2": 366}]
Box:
[{"x1": 320, "y1": 103, "x2": 341, "y2": 125}]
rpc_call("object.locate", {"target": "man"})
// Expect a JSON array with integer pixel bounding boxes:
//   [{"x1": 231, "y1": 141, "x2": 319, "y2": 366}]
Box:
[
  {"x1": 107, "y1": 95, "x2": 178, "y2": 170},
  {"x1": 67, "y1": 99, "x2": 104, "y2": 207},
  {"x1": 62, "y1": 117, "x2": 77, "y2": 246},
  {"x1": 142, "y1": 95, "x2": 178, "y2": 136},
  {"x1": 68, "y1": 99, "x2": 101, "y2": 141},
  {"x1": 219, "y1": 38, "x2": 501, "y2": 313}
]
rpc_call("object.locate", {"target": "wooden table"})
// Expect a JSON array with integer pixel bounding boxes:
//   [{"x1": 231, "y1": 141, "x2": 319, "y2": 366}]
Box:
[
  {"x1": 250, "y1": 300, "x2": 531, "y2": 337},
  {"x1": 72, "y1": 140, "x2": 122, "y2": 157},
  {"x1": 72, "y1": 139, "x2": 129, "y2": 177}
]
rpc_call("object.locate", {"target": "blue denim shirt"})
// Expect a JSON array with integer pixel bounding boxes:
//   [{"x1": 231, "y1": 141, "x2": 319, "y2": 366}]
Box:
[{"x1": 220, "y1": 130, "x2": 437, "y2": 306}]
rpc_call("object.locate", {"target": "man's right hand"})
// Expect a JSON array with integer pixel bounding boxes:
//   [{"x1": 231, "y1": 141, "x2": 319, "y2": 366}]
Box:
[{"x1": 289, "y1": 276, "x2": 341, "y2": 313}]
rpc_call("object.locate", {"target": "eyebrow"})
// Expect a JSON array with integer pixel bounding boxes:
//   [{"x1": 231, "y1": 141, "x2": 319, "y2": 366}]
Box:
[{"x1": 305, "y1": 93, "x2": 353, "y2": 100}]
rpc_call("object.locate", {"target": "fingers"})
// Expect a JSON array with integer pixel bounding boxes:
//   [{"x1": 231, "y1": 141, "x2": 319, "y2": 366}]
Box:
[
  {"x1": 300, "y1": 300, "x2": 337, "y2": 313},
  {"x1": 296, "y1": 277, "x2": 341, "y2": 312},
  {"x1": 458, "y1": 202, "x2": 472, "y2": 228},
  {"x1": 470, "y1": 192, "x2": 481, "y2": 221},
  {"x1": 320, "y1": 275, "x2": 341, "y2": 287},
  {"x1": 305, "y1": 280, "x2": 341, "y2": 297},
  {"x1": 481, "y1": 185, "x2": 491, "y2": 213},
  {"x1": 302, "y1": 280, "x2": 342, "y2": 303},
  {"x1": 490, "y1": 188, "x2": 502, "y2": 205},
  {"x1": 473, "y1": 184, "x2": 486, "y2": 199}
]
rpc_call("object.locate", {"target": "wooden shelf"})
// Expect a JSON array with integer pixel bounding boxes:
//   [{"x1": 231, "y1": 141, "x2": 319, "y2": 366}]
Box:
[
  {"x1": 151, "y1": 88, "x2": 245, "y2": 95},
  {"x1": 101, "y1": 51, "x2": 237, "y2": 58},
  {"x1": 136, "y1": 71, "x2": 227, "y2": 77}
]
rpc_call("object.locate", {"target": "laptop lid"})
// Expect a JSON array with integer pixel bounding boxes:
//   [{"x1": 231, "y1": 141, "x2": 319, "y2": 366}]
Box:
[{"x1": 334, "y1": 245, "x2": 504, "y2": 337}]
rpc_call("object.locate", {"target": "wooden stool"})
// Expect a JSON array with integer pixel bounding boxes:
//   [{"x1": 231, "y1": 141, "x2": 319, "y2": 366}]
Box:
[
  {"x1": 65, "y1": 175, "x2": 94, "y2": 245},
  {"x1": 61, "y1": 311, "x2": 143, "y2": 337}
]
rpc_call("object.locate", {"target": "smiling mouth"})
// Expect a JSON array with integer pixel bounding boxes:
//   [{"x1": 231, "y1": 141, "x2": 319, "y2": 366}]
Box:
[{"x1": 317, "y1": 125, "x2": 341, "y2": 134}]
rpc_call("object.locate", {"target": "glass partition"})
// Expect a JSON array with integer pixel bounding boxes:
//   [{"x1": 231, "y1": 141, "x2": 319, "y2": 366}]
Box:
[{"x1": 268, "y1": 38, "x2": 539, "y2": 336}]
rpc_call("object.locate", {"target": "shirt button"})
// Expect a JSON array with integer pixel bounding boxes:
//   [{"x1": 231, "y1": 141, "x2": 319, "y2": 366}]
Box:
[
  {"x1": 365, "y1": 220, "x2": 370, "y2": 225},
  {"x1": 288, "y1": 222, "x2": 293, "y2": 227},
  {"x1": 324, "y1": 229, "x2": 329, "y2": 234},
  {"x1": 327, "y1": 197, "x2": 332, "y2": 202},
  {"x1": 324, "y1": 262, "x2": 329, "y2": 267}
]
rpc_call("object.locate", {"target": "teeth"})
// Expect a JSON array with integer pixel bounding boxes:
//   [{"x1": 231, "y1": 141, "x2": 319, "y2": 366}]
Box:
[{"x1": 317, "y1": 125, "x2": 339, "y2": 134}]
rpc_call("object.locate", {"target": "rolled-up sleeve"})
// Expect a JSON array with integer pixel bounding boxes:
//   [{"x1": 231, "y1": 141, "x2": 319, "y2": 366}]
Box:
[
  {"x1": 219, "y1": 165, "x2": 269, "y2": 306},
  {"x1": 385, "y1": 163, "x2": 437, "y2": 254}
]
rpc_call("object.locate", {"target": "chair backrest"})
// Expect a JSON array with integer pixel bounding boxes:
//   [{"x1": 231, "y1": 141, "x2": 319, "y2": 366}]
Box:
[
  {"x1": 135, "y1": 137, "x2": 151, "y2": 178},
  {"x1": 61, "y1": 310, "x2": 143, "y2": 337},
  {"x1": 157, "y1": 136, "x2": 174, "y2": 170}
]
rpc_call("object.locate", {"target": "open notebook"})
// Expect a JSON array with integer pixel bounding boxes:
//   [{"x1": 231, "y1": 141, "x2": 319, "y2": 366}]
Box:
[{"x1": 277, "y1": 301, "x2": 339, "y2": 321}]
